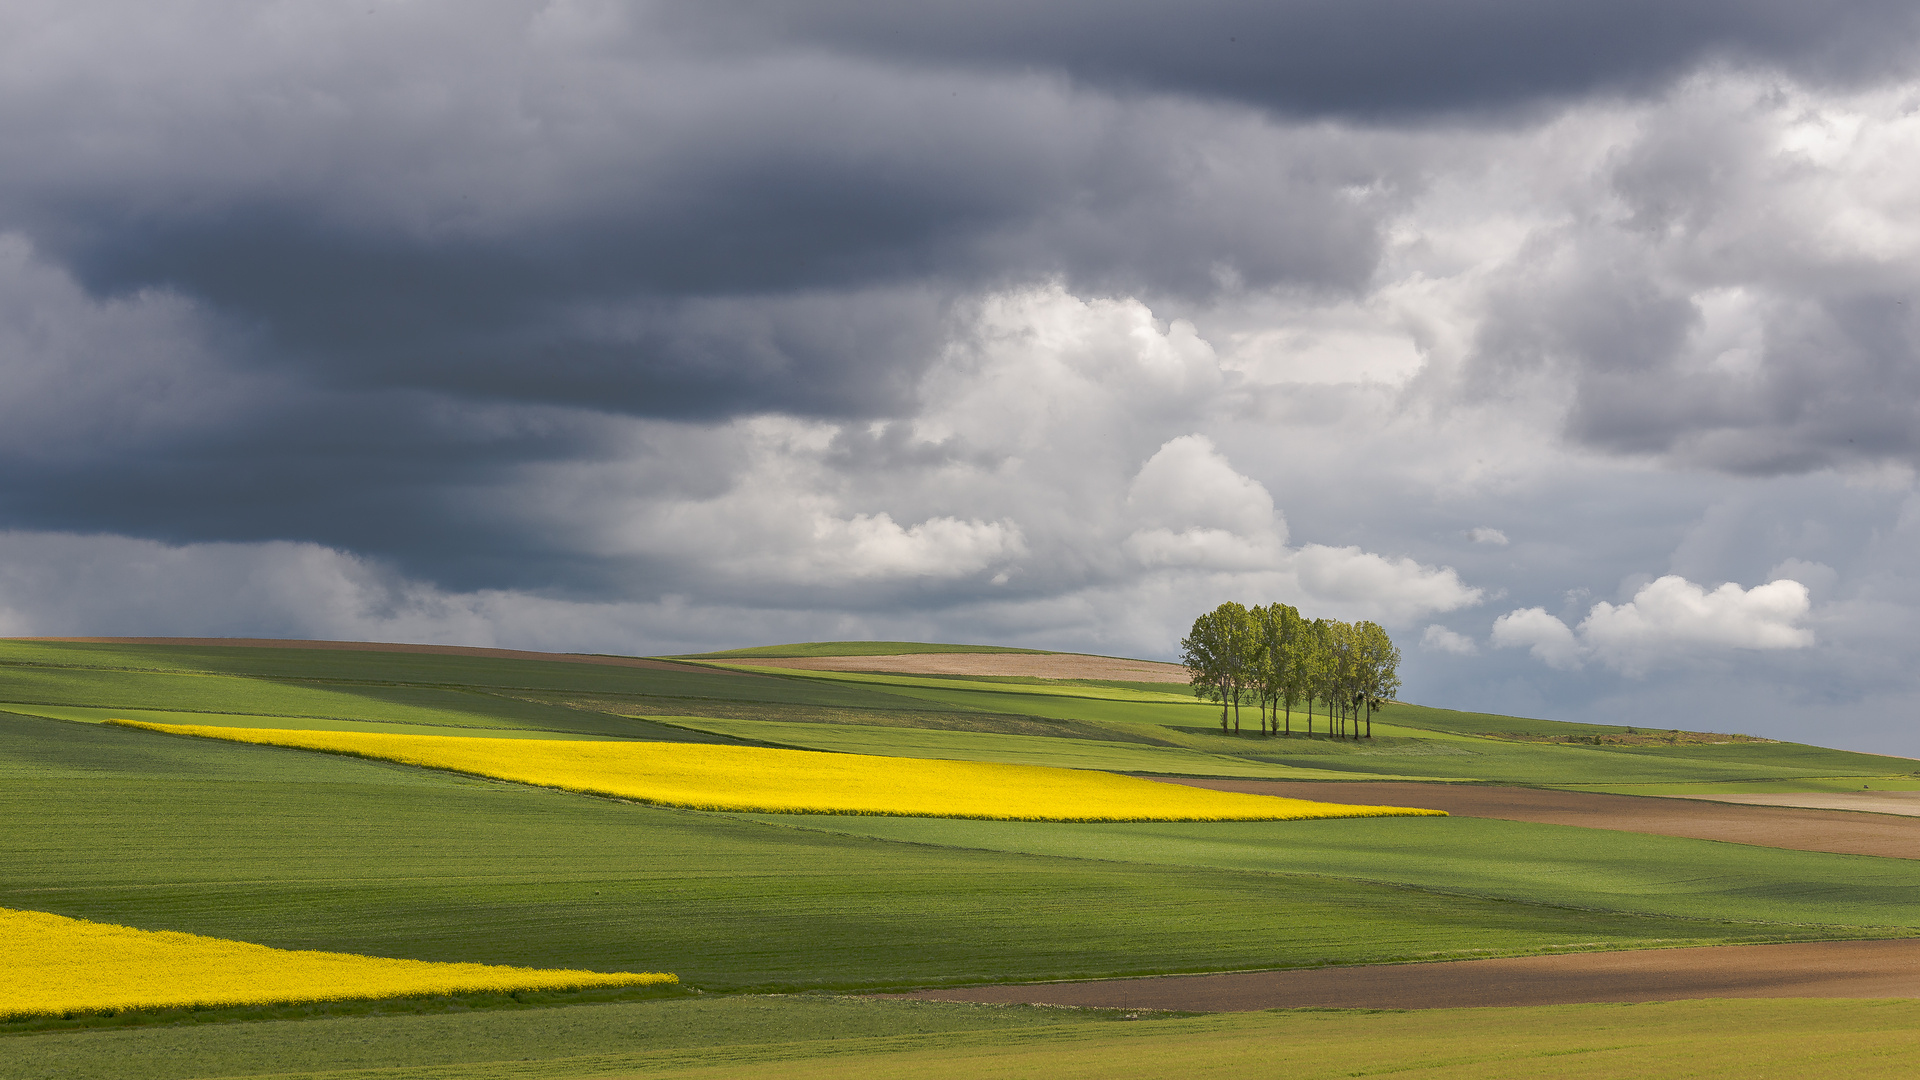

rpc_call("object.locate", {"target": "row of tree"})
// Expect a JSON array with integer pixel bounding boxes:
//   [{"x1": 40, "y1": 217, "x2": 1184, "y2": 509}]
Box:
[{"x1": 1179, "y1": 602, "x2": 1401, "y2": 739}]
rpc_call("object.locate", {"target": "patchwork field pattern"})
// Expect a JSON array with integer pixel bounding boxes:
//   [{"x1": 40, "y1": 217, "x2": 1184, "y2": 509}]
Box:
[
  {"x1": 2, "y1": 906, "x2": 673, "y2": 1019},
  {"x1": 109, "y1": 720, "x2": 1446, "y2": 821},
  {"x1": 12, "y1": 638, "x2": 1920, "y2": 1079}
]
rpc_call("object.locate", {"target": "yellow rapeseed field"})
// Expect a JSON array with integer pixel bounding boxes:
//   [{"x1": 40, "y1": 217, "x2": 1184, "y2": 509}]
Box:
[
  {"x1": 109, "y1": 721, "x2": 1447, "y2": 822},
  {"x1": 2, "y1": 907, "x2": 675, "y2": 1019}
]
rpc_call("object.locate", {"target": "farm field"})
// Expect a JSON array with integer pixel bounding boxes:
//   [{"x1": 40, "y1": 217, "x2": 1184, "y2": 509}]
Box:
[
  {"x1": 7, "y1": 636, "x2": 1920, "y2": 1076},
  {"x1": 676, "y1": 640, "x2": 1058, "y2": 658},
  {"x1": 10, "y1": 997, "x2": 1920, "y2": 1079},
  {"x1": 3, "y1": 715, "x2": 1769, "y2": 990},
  {"x1": 903, "y1": 938, "x2": 1920, "y2": 1009},
  {"x1": 649, "y1": 714, "x2": 1440, "y2": 778},
  {"x1": 731, "y1": 812, "x2": 1920, "y2": 928},
  {"x1": 4, "y1": 906, "x2": 673, "y2": 1017},
  {"x1": 1163, "y1": 778, "x2": 1920, "y2": 857},
  {"x1": 112, "y1": 719, "x2": 1434, "y2": 820}
]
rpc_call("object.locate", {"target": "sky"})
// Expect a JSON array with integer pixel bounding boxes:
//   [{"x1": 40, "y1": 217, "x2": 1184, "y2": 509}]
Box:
[{"x1": 3, "y1": 1, "x2": 1920, "y2": 752}]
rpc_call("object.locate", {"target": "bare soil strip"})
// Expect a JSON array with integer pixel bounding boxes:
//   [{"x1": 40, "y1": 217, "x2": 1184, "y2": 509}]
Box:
[
  {"x1": 740, "y1": 653, "x2": 1191, "y2": 682},
  {"x1": 1687, "y1": 792, "x2": 1920, "y2": 817},
  {"x1": 1153, "y1": 778, "x2": 1920, "y2": 860},
  {"x1": 9, "y1": 637, "x2": 718, "y2": 674},
  {"x1": 894, "y1": 940, "x2": 1920, "y2": 1011}
]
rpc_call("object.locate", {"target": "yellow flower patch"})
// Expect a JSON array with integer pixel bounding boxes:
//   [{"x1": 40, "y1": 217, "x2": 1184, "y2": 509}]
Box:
[
  {"x1": 109, "y1": 721, "x2": 1447, "y2": 822},
  {"x1": 1, "y1": 907, "x2": 675, "y2": 1019}
]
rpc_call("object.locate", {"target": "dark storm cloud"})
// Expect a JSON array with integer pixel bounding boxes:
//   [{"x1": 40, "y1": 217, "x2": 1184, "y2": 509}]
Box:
[
  {"x1": 4, "y1": 0, "x2": 1920, "y2": 615},
  {"x1": 1460, "y1": 76, "x2": 1920, "y2": 478},
  {"x1": 0, "y1": 374, "x2": 623, "y2": 590},
  {"x1": 17, "y1": 38, "x2": 1383, "y2": 422},
  {"x1": 20, "y1": 1, "x2": 1909, "y2": 441},
  {"x1": 666, "y1": 0, "x2": 1920, "y2": 119}
]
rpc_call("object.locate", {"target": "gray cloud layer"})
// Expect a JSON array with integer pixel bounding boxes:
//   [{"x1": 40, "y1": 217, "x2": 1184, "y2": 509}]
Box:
[
  {"x1": 5, "y1": 2, "x2": 1920, "y2": 751},
  {"x1": 671, "y1": 1, "x2": 1920, "y2": 116}
]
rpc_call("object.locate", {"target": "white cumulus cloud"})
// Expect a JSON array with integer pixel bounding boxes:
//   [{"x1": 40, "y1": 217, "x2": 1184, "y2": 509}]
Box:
[
  {"x1": 1291, "y1": 544, "x2": 1482, "y2": 625},
  {"x1": 1493, "y1": 574, "x2": 1815, "y2": 675},
  {"x1": 1123, "y1": 434, "x2": 1288, "y2": 570},
  {"x1": 1422, "y1": 624, "x2": 1479, "y2": 655},
  {"x1": 1490, "y1": 606, "x2": 1587, "y2": 669},
  {"x1": 806, "y1": 512, "x2": 1027, "y2": 583}
]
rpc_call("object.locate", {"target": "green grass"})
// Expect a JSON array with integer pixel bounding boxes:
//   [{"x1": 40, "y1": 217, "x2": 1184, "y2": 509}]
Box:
[
  {"x1": 686, "y1": 667, "x2": 1920, "y2": 784},
  {"x1": 569, "y1": 694, "x2": 1183, "y2": 742},
  {"x1": 733, "y1": 813, "x2": 1920, "y2": 930},
  {"x1": 1, "y1": 699, "x2": 741, "y2": 737},
  {"x1": 0, "y1": 715, "x2": 1853, "y2": 995},
  {"x1": 15, "y1": 640, "x2": 1907, "y2": 788},
  {"x1": 673, "y1": 641, "x2": 1056, "y2": 658},
  {"x1": 1234, "y1": 740, "x2": 1910, "y2": 786},
  {"x1": 656, "y1": 716, "x2": 1454, "y2": 779},
  {"x1": 712, "y1": 663, "x2": 1203, "y2": 705},
  {"x1": 11, "y1": 998, "x2": 1920, "y2": 1080},
  {"x1": 13, "y1": 638, "x2": 1920, "y2": 1076},
  {"x1": 0, "y1": 642, "x2": 961, "y2": 732},
  {"x1": 0, "y1": 641, "x2": 944, "y2": 710},
  {"x1": 886, "y1": 673, "x2": 1196, "y2": 695},
  {"x1": 0, "y1": 996, "x2": 1131, "y2": 1080}
]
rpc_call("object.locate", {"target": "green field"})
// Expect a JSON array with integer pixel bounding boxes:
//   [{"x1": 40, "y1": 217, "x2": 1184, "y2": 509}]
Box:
[
  {"x1": 652, "y1": 714, "x2": 1448, "y2": 778},
  {"x1": 7, "y1": 715, "x2": 1808, "y2": 992},
  {"x1": 736, "y1": 813, "x2": 1920, "y2": 929},
  {"x1": 7, "y1": 638, "x2": 1920, "y2": 1077},
  {"x1": 11, "y1": 996, "x2": 1920, "y2": 1079},
  {"x1": 674, "y1": 640, "x2": 1056, "y2": 658}
]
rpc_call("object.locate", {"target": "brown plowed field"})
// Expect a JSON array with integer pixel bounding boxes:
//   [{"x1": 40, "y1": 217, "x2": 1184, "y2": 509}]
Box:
[
  {"x1": 894, "y1": 940, "x2": 1920, "y2": 1011},
  {"x1": 1155, "y1": 778, "x2": 1920, "y2": 860},
  {"x1": 737, "y1": 653, "x2": 1191, "y2": 682},
  {"x1": 10, "y1": 637, "x2": 720, "y2": 674}
]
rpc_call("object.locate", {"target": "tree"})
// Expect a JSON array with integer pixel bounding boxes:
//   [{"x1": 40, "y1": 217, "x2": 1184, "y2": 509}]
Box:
[
  {"x1": 1256, "y1": 602, "x2": 1305, "y2": 736},
  {"x1": 1180, "y1": 608, "x2": 1232, "y2": 731},
  {"x1": 1181, "y1": 602, "x2": 1256, "y2": 734},
  {"x1": 1318, "y1": 619, "x2": 1358, "y2": 739},
  {"x1": 1220, "y1": 602, "x2": 1257, "y2": 735},
  {"x1": 1186, "y1": 603, "x2": 1400, "y2": 741},
  {"x1": 1251, "y1": 599, "x2": 1297, "y2": 734},
  {"x1": 1350, "y1": 620, "x2": 1402, "y2": 739},
  {"x1": 1299, "y1": 617, "x2": 1335, "y2": 737}
]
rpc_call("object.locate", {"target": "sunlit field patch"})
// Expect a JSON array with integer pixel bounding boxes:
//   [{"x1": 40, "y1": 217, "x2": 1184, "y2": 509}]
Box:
[
  {"x1": 1, "y1": 907, "x2": 675, "y2": 1019},
  {"x1": 109, "y1": 721, "x2": 1446, "y2": 821}
]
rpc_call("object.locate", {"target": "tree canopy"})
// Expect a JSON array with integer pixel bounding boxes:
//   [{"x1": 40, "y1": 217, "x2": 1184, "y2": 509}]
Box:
[{"x1": 1181, "y1": 602, "x2": 1400, "y2": 738}]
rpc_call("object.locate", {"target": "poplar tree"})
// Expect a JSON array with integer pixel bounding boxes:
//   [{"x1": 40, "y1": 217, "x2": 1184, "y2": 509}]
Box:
[
  {"x1": 1180, "y1": 608, "x2": 1232, "y2": 731},
  {"x1": 1186, "y1": 604, "x2": 1401, "y2": 740},
  {"x1": 1351, "y1": 620, "x2": 1402, "y2": 739},
  {"x1": 1181, "y1": 602, "x2": 1256, "y2": 734},
  {"x1": 1256, "y1": 602, "x2": 1305, "y2": 736}
]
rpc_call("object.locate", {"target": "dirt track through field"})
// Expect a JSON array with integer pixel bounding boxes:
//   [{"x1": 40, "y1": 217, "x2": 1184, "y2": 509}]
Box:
[
  {"x1": 1155, "y1": 778, "x2": 1920, "y2": 860},
  {"x1": 10, "y1": 637, "x2": 723, "y2": 674},
  {"x1": 894, "y1": 940, "x2": 1920, "y2": 1011},
  {"x1": 738, "y1": 653, "x2": 1191, "y2": 682},
  {"x1": 1688, "y1": 791, "x2": 1920, "y2": 817}
]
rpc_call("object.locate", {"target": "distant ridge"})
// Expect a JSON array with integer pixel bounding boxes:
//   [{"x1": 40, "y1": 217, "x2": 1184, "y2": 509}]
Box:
[
  {"x1": 672, "y1": 641, "x2": 1056, "y2": 659},
  {"x1": 7, "y1": 637, "x2": 708, "y2": 673}
]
